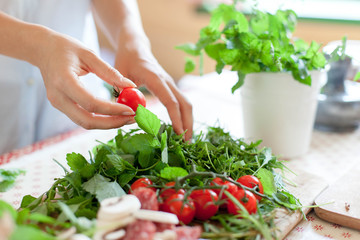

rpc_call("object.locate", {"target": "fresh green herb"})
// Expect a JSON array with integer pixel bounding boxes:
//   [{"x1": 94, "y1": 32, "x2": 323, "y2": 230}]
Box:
[
  {"x1": 176, "y1": 3, "x2": 326, "y2": 92},
  {"x1": 327, "y1": 36, "x2": 348, "y2": 62},
  {"x1": 0, "y1": 169, "x2": 25, "y2": 192},
  {"x1": 19, "y1": 106, "x2": 301, "y2": 239},
  {"x1": 0, "y1": 199, "x2": 70, "y2": 240}
]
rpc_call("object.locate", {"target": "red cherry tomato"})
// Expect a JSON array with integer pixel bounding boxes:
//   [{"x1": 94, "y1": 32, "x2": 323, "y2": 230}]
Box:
[
  {"x1": 160, "y1": 182, "x2": 186, "y2": 201},
  {"x1": 129, "y1": 177, "x2": 155, "y2": 193},
  {"x1": 189, "y1": 189, "x2": 219, "y2": 221},
  {"x1": 227, "y1": 189, "x2": 257, "y2": 215},
  {"x1": 160, "y1": 193, "x2": 195, "y2": 225},
  {"x1": 117, "y1": 87, "x2": 146, "y2": 112},
  {"x1": 210, "y1": 177, "x2": 238, "y2": 206},
  {"x1": 236, "y1": 175, "x2": 264, "y2": 201}
]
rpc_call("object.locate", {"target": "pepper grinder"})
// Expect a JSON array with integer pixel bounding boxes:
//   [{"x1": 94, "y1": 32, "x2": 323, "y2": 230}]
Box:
[{"x1": 314, "y1": 56, "x2": 360, "y2": 132}]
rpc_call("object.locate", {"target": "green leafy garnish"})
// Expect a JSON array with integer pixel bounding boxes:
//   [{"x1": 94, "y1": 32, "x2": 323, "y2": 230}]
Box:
[
  {"x1": 0, "y1": 169, "x2": 25, "y2": 192},
  {"x1": 17, "y1": 106, "x2": 302, "y2": 239},
  {"x1": 82, "y1": 174, "x2": 126, "y2": 202},
  {"x1": 176, "y1": 3, "x2": 326, "y2": 92}
]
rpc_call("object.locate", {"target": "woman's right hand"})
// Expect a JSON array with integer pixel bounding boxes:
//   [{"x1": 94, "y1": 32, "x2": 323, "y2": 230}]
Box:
[{"x1": 36, "y1": 28, "x2": 139, "y2": 129}]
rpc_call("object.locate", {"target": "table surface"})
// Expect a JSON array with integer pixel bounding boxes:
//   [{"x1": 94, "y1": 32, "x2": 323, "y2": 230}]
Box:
[{"x1": 1, "y1": 71, "x2": 360, "y2": 240}]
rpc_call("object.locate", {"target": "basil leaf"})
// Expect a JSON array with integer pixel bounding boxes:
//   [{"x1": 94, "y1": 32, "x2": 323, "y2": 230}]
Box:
[{"x1": 134, "y1": 105, "x2": 161, "y2": 137}]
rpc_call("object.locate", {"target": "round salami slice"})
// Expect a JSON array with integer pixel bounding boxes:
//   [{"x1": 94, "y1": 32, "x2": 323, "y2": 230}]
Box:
[
  {"x1": 174, "y1": 226, "x2": 202, "y2": 240},
  {"x1": 131, "y1": 187, "x2": 159, "y2": 211},
  {"x1": 122, "y1": 219, "x2": 156, "y2": 240}
]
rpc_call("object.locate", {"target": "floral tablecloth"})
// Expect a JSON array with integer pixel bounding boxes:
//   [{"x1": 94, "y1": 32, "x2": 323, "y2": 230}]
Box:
[{"x1": 1, "y1": 71, "x2": 360, "y2": 240}]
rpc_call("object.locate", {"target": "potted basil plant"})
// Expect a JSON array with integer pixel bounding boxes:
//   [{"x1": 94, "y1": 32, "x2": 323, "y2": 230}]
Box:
[{"x1": 176, "y1": 3, "x2": 327, "y2": 158}]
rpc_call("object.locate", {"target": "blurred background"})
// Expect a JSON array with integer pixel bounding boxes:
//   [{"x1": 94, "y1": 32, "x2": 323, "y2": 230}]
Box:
[{"x1": 97, "y1": 0, "x2": 360, "y2": 82}]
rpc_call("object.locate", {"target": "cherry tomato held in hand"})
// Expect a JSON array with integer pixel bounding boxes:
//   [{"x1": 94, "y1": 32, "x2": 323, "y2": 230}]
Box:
[
  {"x1": 189, "y1": 189, "x2": 219, "y2": 221},
  {"x1": 129, "y1": 177, "x2": 155, "y2": 193},
  {"x1": 160, "y1": 193, "x2": 195, "y2": 225},
  {"x1": 116, "y1": 87, "x2": 146, "y2": 112},
  {"x1": 227, "y1": 189, "x2": 257, "y2": 216},
  {"x1": 210, "y1": 177, "x2": 238, "y2": 207},
  {"x1": 160, "y1": 182, "x2": 186, "y2": 201},
  {"x1": 236, "y1": 175, "x2": 264, "y2": 201}
]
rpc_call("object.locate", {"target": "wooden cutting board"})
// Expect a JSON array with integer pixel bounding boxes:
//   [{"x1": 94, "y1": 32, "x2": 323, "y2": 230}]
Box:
[
  {"x1": 314, "y1": 164, "x2": 360, "y2": 230},
  {"x1": 275, "y1": 169, "x2": 328, "y2": 239}
]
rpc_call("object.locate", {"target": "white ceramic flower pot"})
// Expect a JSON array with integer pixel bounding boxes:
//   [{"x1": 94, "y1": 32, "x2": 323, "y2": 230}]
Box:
[{"x1": 240, "y1": 71, "x2": 327, "y2": 158}]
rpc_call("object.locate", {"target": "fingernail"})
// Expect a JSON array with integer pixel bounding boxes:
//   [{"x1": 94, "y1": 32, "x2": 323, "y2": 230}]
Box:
[
  {"x1": 123, "y1": 77, "x2": 137, "y2": 87},
  {"x1": 126, "y1": 118, "x2": 136, "y2": 125},
  {"x1": 122, "y1": 110, "x2": 135, "y2": 116}
]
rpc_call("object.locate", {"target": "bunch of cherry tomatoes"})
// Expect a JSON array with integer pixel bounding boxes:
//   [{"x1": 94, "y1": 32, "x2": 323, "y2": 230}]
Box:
[{"x1": 129, "y1": 175, "x2": 264, "y2": 225}]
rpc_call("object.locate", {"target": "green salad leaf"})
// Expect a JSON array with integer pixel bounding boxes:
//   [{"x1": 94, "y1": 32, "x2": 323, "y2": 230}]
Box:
[{"x1": 82, "y1": 174, "x2": 126, "y2": 202}]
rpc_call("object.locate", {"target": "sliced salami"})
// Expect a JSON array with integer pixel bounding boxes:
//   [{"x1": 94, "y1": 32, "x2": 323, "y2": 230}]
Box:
[
  {"x1": 155, "y1": 222, "x2": 175, "y2": 232},
  {"x1": 131, "y1": 187, "x2": 159, "y2": 211},
  {"x1": 174, "y1": 226, "x2": 202, "y2": 240},
  {"x1": 122, "y1": 219, "x2": 156, "y2": 240}
]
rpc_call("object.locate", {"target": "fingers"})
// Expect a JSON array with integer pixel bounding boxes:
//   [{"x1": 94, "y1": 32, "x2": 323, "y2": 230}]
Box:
[
  {"x1": 48, "y1": 89, "x2": 136, "y2": 130},
  {"x1": 167, "y1": 82, "x2": 193, "y2": 141},
  {"x1": 61, "y1": 71, "x2": 135, "y2": 116},
  {"x1": 145, "y1": 72, "x2": 193, "y2": 140},
  {"x1": 82, "y1": 50, "x2": 136, "y2": 89}
]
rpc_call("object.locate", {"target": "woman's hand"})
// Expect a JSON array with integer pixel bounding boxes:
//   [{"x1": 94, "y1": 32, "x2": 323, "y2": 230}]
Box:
[
  {"x1": 0, "y1": 11, "x2": 138, "y2": 130},
  {"x1": 37, "y1": 30, "x2": 139, "y2": 129},
  {"x1": 114, "y1": 39, "x2": 193, "y2": 140}
]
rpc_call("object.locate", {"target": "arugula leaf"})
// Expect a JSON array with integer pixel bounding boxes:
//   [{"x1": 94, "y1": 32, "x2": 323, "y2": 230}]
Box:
[
  {"x1": 0, "y1": 169, "x2": 25, "y2": 192},
  {"x1": 256, "y1": 169, "x2": 277, "y2": 196},
  {"x1": 82, "y1": 174, "x2": 126, "y2": 202},
  {"x1": 134, "y1": 105, "x2": 161, "y2": 137},
  {"x1": 273, "y1": 191, "x2": 302, "y2": 210}
]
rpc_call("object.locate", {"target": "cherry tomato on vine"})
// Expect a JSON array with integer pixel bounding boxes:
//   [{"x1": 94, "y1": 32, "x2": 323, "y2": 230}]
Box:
[
  {"x1": 129, "y1": 177, "x2": 155, "y2": 193},
  {"x1": 210, "y1": 177, "x2": 238, "y2": 206},
  {"x1": 160, "y1": 193, "x2": 195, "y2": 225},
  {"x1": 227, "y1": 189, "x2": 257, "y2": 215},
  {"x1": 236, "y1": 175, "x2": 264, "y2": 201},
  {"x1": 189, "y1": 189, "x2": 219, "y2": 221},
  {"x1": 159, "y1": 182, "x2": 186, "y2": 201},
  {"x1": 116, "y1": 87, "x2": 146, "y2": 112}
]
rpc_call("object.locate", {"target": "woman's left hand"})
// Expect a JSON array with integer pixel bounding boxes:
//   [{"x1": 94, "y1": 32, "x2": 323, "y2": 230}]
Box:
[{"x1": 114, "y1": 39, "x2": 193, "y2": 140}]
